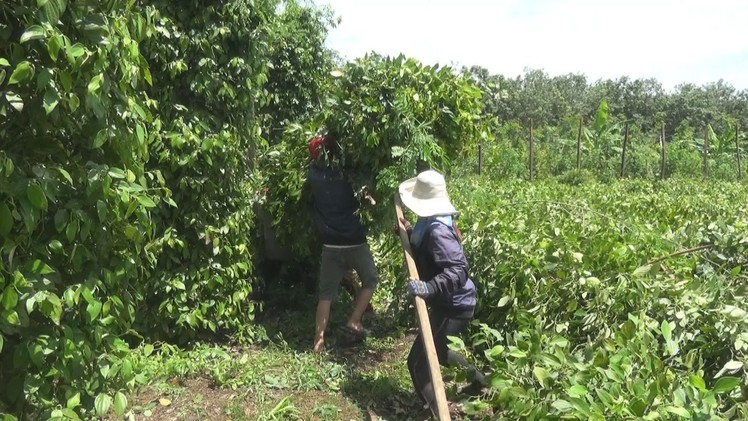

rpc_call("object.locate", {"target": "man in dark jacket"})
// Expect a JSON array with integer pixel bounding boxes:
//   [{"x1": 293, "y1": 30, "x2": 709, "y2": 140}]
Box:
[{"x1": 308, "y1": 132, "x2": 378, "y2": 353}]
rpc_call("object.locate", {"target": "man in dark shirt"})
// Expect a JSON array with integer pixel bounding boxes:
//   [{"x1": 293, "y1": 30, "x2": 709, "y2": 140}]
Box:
[{"x1": 308, "y1": 132, "x2": 378, "y2": 353}]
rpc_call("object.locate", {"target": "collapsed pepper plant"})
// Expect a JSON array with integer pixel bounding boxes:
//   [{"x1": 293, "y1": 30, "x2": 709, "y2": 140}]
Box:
[{"x1": 258, "y1": 54, "x2": 488, "y2": 263}]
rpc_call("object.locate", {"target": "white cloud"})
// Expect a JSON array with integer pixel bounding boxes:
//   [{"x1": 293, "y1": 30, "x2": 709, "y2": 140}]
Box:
[{"x1": 316, "y1": 0, "x2": 748, "y2": 90}]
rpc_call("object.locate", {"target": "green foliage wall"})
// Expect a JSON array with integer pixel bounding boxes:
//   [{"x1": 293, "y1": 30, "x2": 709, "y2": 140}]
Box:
[
  {"x1": 1, "y1": 1, "x2": 165, "y2": 417},
  {"x1": 0, "y1": 0, "x2": 334, "y2": 417}
]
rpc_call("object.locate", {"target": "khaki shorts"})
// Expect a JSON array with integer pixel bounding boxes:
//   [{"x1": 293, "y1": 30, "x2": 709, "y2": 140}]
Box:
[{"x1": 318, "y1": 244, "x2": 378, "y2": 300}]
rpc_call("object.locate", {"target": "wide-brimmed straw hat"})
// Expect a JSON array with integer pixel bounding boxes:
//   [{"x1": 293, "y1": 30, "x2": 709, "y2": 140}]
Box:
[{"x1": 398, "y1": 170, "x2": 457, "y2": 217}]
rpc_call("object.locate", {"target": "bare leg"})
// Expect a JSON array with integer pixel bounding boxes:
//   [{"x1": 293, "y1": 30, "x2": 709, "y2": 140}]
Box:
[
  {"x1": 313, "y1": 299, "x2": 332, "y2": 353},
  {"x1": 345, "y1": 288, "x2": 374, "y2": 332}
]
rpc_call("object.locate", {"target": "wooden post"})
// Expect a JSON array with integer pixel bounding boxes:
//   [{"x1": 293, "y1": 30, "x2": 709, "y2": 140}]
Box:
[
  {"x1": 660, "y1": 122, "x2": 667, "y2": 180},
  {"x1": 477, "y1": 141, "x2": 483, "y2": 176},
  {"x1": 703, "y1": 126, "x2": 709, "y2": 179},
  {"x1": 395, "y1": 196, "x2": 450, "y2": 421},
  {"x1": 576, "y1": 116, "x2": 583, "y2": 170},
  {"x1": 737, "y1": 124, "x2": 742, "y2": 181},
  {"x1": 529, "y1": 119, "x2": 535, "y2": 181},
  {"x1": 620, "y1": 123, "x2": 629, "y2": 178}
]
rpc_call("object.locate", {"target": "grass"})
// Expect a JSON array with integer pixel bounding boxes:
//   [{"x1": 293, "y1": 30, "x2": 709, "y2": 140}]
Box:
[{"x1": 111, "y1": 287, "x2": 486, "y2": 420}]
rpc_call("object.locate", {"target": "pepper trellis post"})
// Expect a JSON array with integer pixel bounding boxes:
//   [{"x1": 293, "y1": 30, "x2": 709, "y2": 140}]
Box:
[
  {"x1": 576, "y1": 116, "x2": 583, "y2": 170},
  {"x1": 703, "y1": 125, "x2": 709, "y2": 179},
  {"x1": 737, "y1": 124, "x2": 742, "y2": 181},
  {"x1": 477, "y1": 141, "x2": 482, "y2": 176},
  {"x1": 529, "y1": 119, "x2": 535, "y2": 181},
  {"x1": 620, "y1": 123, "x2": 629, "y2": 178},
  {"x1": 660, "y1": 122, "x2": 667, "y2": 180}
]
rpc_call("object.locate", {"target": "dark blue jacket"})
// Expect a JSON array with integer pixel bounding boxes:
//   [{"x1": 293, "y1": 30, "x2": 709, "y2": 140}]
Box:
[
  {"x1": 308, "y1": 165, "x2": 367, "y2": 245},
  {"x1": 412, "y1": 220, "x2": 477, "y2": 317}
]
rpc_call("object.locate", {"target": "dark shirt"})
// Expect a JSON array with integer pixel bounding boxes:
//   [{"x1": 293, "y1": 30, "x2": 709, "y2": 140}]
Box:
[
  {"x1": 308, "y1": 164, "x2": 367, "y2": 246},
  {"x1": 412, "y1": 221, "x2": 477, "y2": 316}
]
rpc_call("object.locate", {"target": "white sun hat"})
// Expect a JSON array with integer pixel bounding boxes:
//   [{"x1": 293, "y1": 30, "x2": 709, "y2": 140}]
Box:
[{"x1": 398, "y1": 170, "x2": 457, "y2": 217}]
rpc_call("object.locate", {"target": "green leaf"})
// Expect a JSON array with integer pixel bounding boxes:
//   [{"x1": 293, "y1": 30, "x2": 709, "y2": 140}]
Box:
[
  {"x1": 664, "y1": 406, "x2": 690, "y2": 418},
  {"x1": 688, "y1": 375, "x2": 706, "y2": 392},
  {"x1": 5, "y1": 310, "x2": 20, "y2": 326},
  {"x1": 660, "y1": 320, "x2": 672, "y2": 341},
  {"x1": 27, "y1": 184, "x2": 48, "y2": 210},
  {"x1": 54, "y1": 209, "x2": 68, "y2": 232},
  {"x1": 20, "y1": 25, "x2": 45, "y2": 43},
  {"x1": 87, "y1": 300, "x2": 102, "y2": 321},
  {"x1": 59, "y1": 70, "x2": 72, "y2": 91},
  {"x1": 108, "y1": 168, "x2": 126, "y2": 179},
  {"x1": 39, "y1": 0, "x2": 68, "y2": 24},
  {"x1": 568, "y1": 384, "x2": 588, "y2": 397},
  {"x1": 9, "y1": 61, "x2": 34, "y2": 85},
  {"x1": 569, "y1": 397, "x2": 591, "y2": 417},
  {"x1": 43, "y1": 87, "x2": 60, "y2": 114},
  {"x1": 2, "y1": 287, "x2": 18, "y2": 310},
  {"x1": 594, "y1": 101, "x2": 609, "y2": 133},
  {"x1": 96, "y1": 200, "x2": 107, "y2": 222},
  {"x1": 6, "y1": 92, "x2": 24, "y2": 112},
  {"x1": 509, "y1": 349, "x2": 527, "y2": 358},
  {"x1": 497, "y1": 295, "x2": 511, "y2": 307},
  {"x1": 596, "y1": 389, "x2": 615, "y2": 406},
  {"x1": 57, "y1": 168, "x2": 73, "y2": 185},
  {"x1": 37, "y1": 68, "x2": 53, "y2": 90},
  {"x1": 26, "y1": 293, "x2": 37, "y2": 314},
  {"x1": 143, "y1": 343, "x2": 154, "y2": 357},
  {"x1": 31, "y1": 259, "x2": 54, "y2": 275},
  {"x1": 137, "y1": 195, "x2": 157, "y2": 208},
  {"x1": 39, "y1": 292, "x2": 62, "y2": 324},
  {"x1": 49, "y1": 240, "x2": 63, "y2": 251},
  {"x1": 533, "y1": 366, "x2": 550, "y2": 388},
  {"x1": 38, "y1": 0, "x2": 49, "y2": 7},
  {"x1": 68, "y1": 93, "x2": 80, "y2": 112},
  {"x1": 551, "y1": 399, "x2": 572, "y2": 412},
  {"x1": 114, "y1": 392, "x2": 127, "y2": 416},
  {"x1": 550, "y1": 336, "x2": 569, "y2": 348},
  {"x1": 66, "y1": 392, "x2": 80, "y2": 409},
  {"x1": 66, "y1": 43, "x2": 85, "y2": 63},
  {"x1": 632, "y1": 264, "x2": 652, "y2": 277},
  {"x1": 712, "y1": 376, "x2": 740, "y2": 394},
  {"x1": 61, "y1": 408, "x2": 79, "y2": 420},
  {"x1": 136, "y1": 124, "x2": 145, "y2": 145},
  {"x1": 81, "y1": 286, "x2": 94, "y2": 305},
  {"x1": 714, "y1": 360, "x2": 743, "y2": 378},
  {"x1": 94, "y1": 393, "x2": 112, "y2": 416},
  {"x1": 88, "y1": 73, "x2": 103, "y2": 93},
  {"x1": 0, "y1": 334, "x2": 3, "y2": 353},
  {"x1": 0, "y1": 203, "x2": 12, "y2": 236},
  {"x1": 0, "y1": 58, "x2": 9, "y2": 67},
  {"x1": 46, "y1": 34, "x2": 61, "y2": 61}
]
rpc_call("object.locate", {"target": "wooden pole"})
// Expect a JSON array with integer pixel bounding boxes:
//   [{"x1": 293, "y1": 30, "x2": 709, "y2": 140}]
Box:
[
  {"x1": 620, "y1": 123, "x2": 629, "y2": 178},
  {"x1": 477, "y1": 141, "x2": 483, "y2": 176},
  {"x1": 529, "y1": 119, "x2": 535, "y2": 181},
  {"x1": 703, "y1": 125, "x2": 709, "y2": 179},
  {"x1": 660, "y1": 122, "x2": 667, "y2": 180},
  {"x1": 394, "y1": 196, "x2": 450, "y2": 421},
  {"x1": 576, "y1": 116, "x2": 583, "y2": 170},
  {"x1": 737, "y1": 124, "x2": 742, "y2": 181}
]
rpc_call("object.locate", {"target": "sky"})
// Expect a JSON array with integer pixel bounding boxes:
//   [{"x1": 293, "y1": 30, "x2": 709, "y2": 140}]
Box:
[{"x1": 314, "y1": 0, "x2": 748, "y2": 91}]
